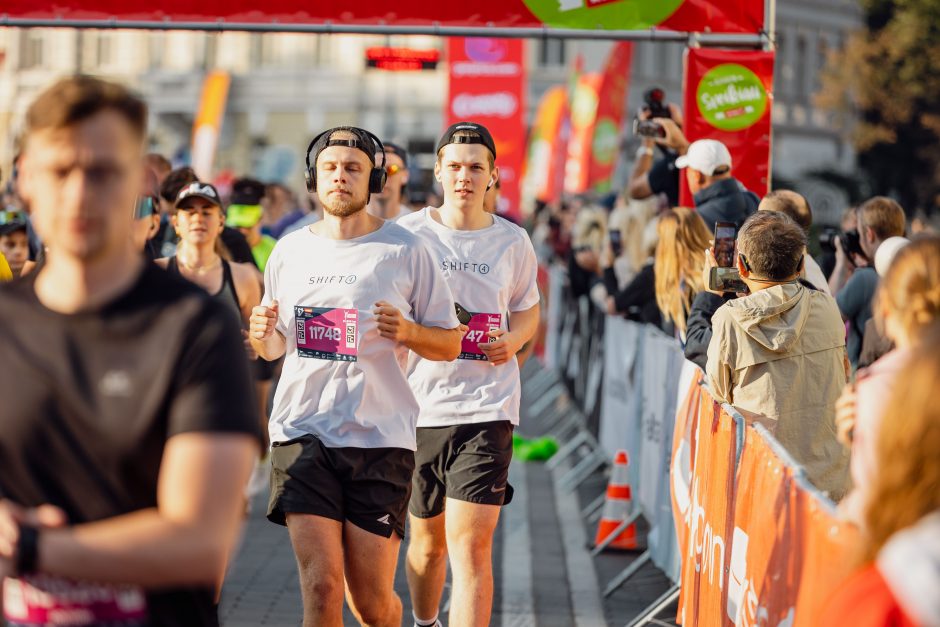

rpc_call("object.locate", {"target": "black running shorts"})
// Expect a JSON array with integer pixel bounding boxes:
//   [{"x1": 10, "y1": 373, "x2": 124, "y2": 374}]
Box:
[
  {"x1": 409, "y1": 420, "x2": 514, "y2": 519},
  {"x1": 268, "y1": 435, "x2": 414, "y2": 538}
]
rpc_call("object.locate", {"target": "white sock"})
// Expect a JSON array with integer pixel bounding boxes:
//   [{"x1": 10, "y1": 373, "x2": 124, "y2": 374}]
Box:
[{"x1": 413, "y1": 611, "x2": 440, "y2": 627}]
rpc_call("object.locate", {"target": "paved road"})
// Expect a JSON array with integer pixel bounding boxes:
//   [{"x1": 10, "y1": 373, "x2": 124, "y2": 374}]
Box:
[{"x1": 220, "y1": 361, "x2": 677, "y2": 627}]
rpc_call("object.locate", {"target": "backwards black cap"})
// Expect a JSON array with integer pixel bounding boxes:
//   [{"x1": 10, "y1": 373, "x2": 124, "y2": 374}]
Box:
[
  {"x1": 308, "y1": 126, "x2": 378, "y2": 170},
  {"x1": 435, "y1": 122, "x2": 496, "y2": 160},
  {"x1": 383, "y1": 141, "x2": 409, "y2": 168}
]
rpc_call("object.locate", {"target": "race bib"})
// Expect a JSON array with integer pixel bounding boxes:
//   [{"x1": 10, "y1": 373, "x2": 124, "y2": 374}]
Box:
[
  {"x1": 4, "y1": 575, "x2": 148, "y2": 626},
  {"x1": 460, "y1": 312, "x2": 502, "y2": 361},
  {"x1": 295, "y1": 306, "x2": 358, "y2": 362}
]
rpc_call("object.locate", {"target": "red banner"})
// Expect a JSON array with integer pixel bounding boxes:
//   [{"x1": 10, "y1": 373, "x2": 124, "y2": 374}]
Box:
[
  {"x1": 7, "y1": 1, "x2": 764, "y2": 34},
  {"x1": 446, "y1": 38, "x2": 526, "y2": 220},
  {"x1": 563, "y1": 73, "x2": 602, "y2": 194},
  {"x1": 586, "y1": 42, "x2": 633, "y2": 194},
  {"x1": 522, "y1": 86, "x2": 569, "y2": 208},
  {"x1": 680, "y1": 48, "x2": 775, "y2": 206}
]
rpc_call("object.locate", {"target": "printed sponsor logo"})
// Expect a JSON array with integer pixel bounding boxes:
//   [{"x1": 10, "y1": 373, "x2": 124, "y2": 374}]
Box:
[
  {"x1": 452, "y1": 93, "x2": 518, "y2": 119},
  {"x1": 308, "y1": 274, "x2": 357, "y2": 285},
  {"x1": 441, "y1": 260, "x2": 491, "y2": 275},
  {"x1": 696, "y1": 63, "x2": 769, "y2": 131}
]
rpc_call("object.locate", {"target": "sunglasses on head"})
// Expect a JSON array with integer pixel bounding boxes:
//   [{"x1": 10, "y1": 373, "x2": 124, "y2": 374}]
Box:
[{"x1": 386, "y1": 164, "x2": 404, "y2": 177}]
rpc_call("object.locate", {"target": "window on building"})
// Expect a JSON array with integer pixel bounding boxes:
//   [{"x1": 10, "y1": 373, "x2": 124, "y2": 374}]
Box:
[
  {"x1": 96, "y1": 32, "x2": 114, "y2": 68},
  {"x1": 537, "y1": 38, "x2": 566, "y2": 67},
  {"x1": 796, "y1": 34, "x2": 808, "y2": 103},
  {"x1": 19, "y1": 29, "x2": 43, "y2": 70}
]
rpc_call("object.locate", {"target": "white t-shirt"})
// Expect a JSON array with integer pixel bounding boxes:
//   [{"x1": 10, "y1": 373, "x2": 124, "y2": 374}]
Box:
[
  {"x1": 398, "y1": 207, "x2": 540, "y2": 428},
  {"x1": 262, "y1": 221, "x2": 459, "y2": 450}
]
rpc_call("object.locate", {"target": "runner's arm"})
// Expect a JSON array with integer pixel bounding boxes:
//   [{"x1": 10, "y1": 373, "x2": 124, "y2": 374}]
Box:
[
  {"x1": 249, "y1": 301, "x2": 287, "y2": 360},
  {"x1": 4, "y1": 433, "x2": 255, "y2": 587},
  {"x1": 479, "y1": 304, "x2": 540, "y2": 366},
  {"x1": 374, "y1": 300, "x2": 462, "y2": 361}
]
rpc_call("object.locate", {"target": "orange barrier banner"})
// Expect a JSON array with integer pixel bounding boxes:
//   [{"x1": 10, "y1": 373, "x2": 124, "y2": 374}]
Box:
[
  {"x1": 791, "y1": 485, "x2": 859, "y2": 625},
  {"x1": 670, "y1": 369, "x2": 703, "y2": 570},
  {"x1": 727, "y1": 429, "x2": 797, "y2": 626},
  {"x1": 670, "y1": 382, "x2": 862, "y2": 625},
  {"x1": 677, "y1": 392, "x2": 736, "y2": 626}
]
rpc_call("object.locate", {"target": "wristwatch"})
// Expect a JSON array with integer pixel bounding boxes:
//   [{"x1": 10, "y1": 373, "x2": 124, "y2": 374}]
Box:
[{"x1": 636, "y1": 146, "x2": 654, "y2": 159}]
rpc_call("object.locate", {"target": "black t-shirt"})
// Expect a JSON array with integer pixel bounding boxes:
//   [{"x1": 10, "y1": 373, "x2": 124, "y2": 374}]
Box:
[{"x1": 0, "y1": 262, "x2": 261, "y2": 625}]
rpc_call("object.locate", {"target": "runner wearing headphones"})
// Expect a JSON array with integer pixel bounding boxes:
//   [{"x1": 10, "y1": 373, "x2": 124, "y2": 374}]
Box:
[
  {"x1": 398, "y1": 122, "x2": 540, "y2": 627},
  {"x1": 249, "y1": 126, "x2": 462, "y2": 627}
]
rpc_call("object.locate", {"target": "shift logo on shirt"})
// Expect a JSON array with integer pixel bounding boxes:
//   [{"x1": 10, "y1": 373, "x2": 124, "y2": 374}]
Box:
[
  {"x1": 441, "y1": 259, "x2": 490, "y2": 275},
  {"x1": 308, "y1": 274, "x2": 358, "y2": 285},
  {"x1": 295, "y1": 306, "x2": 358, "y2": 361}
]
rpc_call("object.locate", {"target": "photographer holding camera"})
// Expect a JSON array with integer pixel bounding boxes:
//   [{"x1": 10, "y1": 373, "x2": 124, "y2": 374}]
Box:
[
  {"x1": 829, "y1": 197, "x2": 906, "y2": 368},
  {"x1": 628, "y1": 88, "x2": 686, "y2": 208},
  {"x1": 706, "y1": 211, "x2": 850, "y2": 499}
]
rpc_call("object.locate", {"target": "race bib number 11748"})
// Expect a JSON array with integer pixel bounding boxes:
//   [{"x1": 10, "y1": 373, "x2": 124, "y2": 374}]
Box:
[{"x1": 295, "y1": 306, "x2": 358, "y2": 362}]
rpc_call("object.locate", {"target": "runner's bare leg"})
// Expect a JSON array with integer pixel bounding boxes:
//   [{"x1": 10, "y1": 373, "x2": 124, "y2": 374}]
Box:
[
  {"x1": 287, "y1": 514, "x2": 345, "y2": 627},
  {"x1": 445, "y1": 499, "x2": 501, "y2": 627},
  {"x1": 344, "y1": 521, "x2": 405, "y2": 627},
  {"x1": 406, "y1": 512, "x2": 449, "y2": 620}
]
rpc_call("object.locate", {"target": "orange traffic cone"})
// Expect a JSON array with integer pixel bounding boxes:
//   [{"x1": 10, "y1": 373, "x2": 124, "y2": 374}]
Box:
[{"x1": 593, "y1": 450, "x2": 638, "y2": 551}]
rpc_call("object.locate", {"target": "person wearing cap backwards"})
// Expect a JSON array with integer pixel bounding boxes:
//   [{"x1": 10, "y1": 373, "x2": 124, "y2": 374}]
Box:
[
  {"x1": 676, "y1": 138, "x2": 759, "y2": 232},
  {"x1": 227, "y1": 177, "x2": 278, "y2": 271},
  {"x1": 0, "y1": 76, "x2": 260, "y2": 625},
  {"x1": 397, "y1": 122, "x2": 540, "y2": 627},
  {"x1": 249, "y1": 126, "x2": 462, "y2": 627},
  {"x1": 366, "y1": 141, "x2": 412, "y2": 221}
]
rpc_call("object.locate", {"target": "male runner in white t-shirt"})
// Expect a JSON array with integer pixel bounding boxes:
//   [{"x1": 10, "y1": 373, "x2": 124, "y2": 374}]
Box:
[
  {"x1": 398, "y1": 122, "x2": 540, "y2": 627},
  {"x1": 249, "y1": 126, "x2": 462, "y2": 627}
]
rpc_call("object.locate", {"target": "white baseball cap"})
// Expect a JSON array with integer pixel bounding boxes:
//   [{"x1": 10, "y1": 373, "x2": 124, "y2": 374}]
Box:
[
  {"x1": 675, "y1": 139, "x2": 732, "y2": 176},
  {"x1": 874, "y1": 236, "x2": 910, "y2": 277}
]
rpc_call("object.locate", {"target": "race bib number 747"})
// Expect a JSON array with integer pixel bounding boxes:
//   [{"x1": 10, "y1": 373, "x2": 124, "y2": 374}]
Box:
[
  {"x1": 295, "y1": 306, "x2": 358, "y2": 362},
  {"x1": 460, "y1": 313, "x2": 502, "y2": 361}
]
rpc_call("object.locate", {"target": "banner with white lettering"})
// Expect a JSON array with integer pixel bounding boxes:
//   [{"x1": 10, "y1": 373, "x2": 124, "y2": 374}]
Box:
[
  {"x1": 446, "y1": 38, "x2": 526, "y2": 220},
  {"x1": 680, "y1": 48, "x2": 775, "y2": 206}
]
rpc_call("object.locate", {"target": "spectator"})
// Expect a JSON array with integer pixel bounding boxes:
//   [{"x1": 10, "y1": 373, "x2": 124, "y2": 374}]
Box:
[
  {"x1": 822, "y1": 328, "x2": 940, "y2": 627},
  {"x1": 227, "y1": 177, "x2": 278, "y2": 272},
  {"x1": 676, "y1": 139, "x2": 759, "y2": 232},
  {"x1": 832, "y1": 197, "x2": 906, "y2": 368},
  {"x1": 706, "y1": 211, "x2": 849, "y2": 499},
  {"x1": 628, "y1": 102, "x2": 684, "y2": 208},
  {"x1": 605, "y1": 217, "x2": 662, "y2": 327},
  {"x1": 857, "y1": 236, "x2": 911, "y2": 368},
  {"x1": 654, "y1": 207, "x2": 711, "y2": 340},
  {"x1": 758, "y1": 189, "x2": 830, "y2": 293},
  {"x1": 819, "y1": 206, "x2": 858, "y2": 280},
  {"x1": 836, "y1": 236, "x2": 940, "y2": 525},
  {"x1": 568, "y1": 206, "x2": 606, "y2": 299}
]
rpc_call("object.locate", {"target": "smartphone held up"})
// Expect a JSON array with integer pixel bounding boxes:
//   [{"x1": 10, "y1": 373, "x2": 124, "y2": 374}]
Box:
[{"x1": 708, "y1": 221, "x2": 748, "y2": 294}]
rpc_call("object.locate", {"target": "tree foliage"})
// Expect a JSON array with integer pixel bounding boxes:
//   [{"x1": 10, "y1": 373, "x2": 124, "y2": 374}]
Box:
[{"x1": 817, "y1": 0, "x2": 940, "y2": 213}]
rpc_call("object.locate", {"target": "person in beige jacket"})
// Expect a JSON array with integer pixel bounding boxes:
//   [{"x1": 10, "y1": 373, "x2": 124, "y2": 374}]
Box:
[{"x1": 706, "y1": 211, "x2": 850, "y2": 500}]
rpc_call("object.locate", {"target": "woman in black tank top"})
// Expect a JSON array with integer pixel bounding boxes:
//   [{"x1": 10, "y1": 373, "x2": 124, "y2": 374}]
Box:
[{"x1": 155, "y1": 182, "x2": 261, "y2": 330}]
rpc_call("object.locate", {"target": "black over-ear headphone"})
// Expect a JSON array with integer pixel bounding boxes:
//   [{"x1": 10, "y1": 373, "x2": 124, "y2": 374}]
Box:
[{"x1": 304, "y1": 128, "x2": 387, "y2": 195}]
